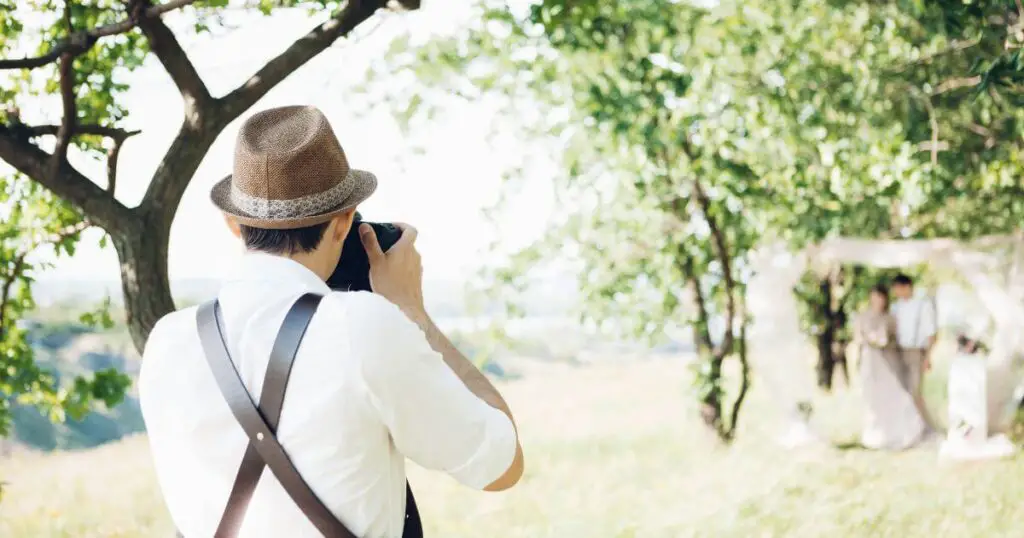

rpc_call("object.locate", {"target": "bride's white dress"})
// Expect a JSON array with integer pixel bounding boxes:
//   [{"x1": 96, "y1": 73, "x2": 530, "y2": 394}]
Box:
[{"x1": 856, "y1": 310, "x2": 927, "y2": 450}]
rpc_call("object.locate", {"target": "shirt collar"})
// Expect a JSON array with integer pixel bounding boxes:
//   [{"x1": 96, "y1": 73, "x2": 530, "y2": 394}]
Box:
[{"x1": 232, "y1": 252, "x2": 331, "y2": 294}]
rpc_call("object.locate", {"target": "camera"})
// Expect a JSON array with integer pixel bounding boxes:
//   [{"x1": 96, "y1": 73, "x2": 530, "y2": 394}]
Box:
[{"x1": 327, "y1": 212, "x2": 403, "y2": 292}]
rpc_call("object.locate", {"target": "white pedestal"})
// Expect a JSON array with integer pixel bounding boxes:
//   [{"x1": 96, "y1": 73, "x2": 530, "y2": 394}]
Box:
[
  {"x1": 939, "y1": 434, "x2": 1017, "y2": 461},
  {"x1": 947, "y1": 353, "x2": 988, "y2": 442},
  {"x1": 940, "y1": 352, "x2": 1018, "y2": 461}
]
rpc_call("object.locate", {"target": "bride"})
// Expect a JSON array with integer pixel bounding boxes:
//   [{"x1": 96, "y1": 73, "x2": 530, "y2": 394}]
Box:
[{"x1": 855, "y1": 284, "x2": 927, "y2": 450}]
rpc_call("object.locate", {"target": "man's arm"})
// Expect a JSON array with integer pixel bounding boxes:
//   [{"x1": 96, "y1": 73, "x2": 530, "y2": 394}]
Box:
[
  {"x1": 921, "y1": 297, "x2": 938, "y2": 368},
  {"x1": 359, "y1": 222, "x2": 524, "y2": 492},
  {"x1": 405, "y1": 309, "x2": 525, "y2": 491}
]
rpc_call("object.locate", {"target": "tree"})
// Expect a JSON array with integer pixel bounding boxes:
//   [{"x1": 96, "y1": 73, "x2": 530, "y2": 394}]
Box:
[
  {"x1": 908, "y1": 0, "x2": 1024, "y2": 96},
  {"x1": 367, "y1": 0, "x2": 769, "y2": 441},
  {"x1": 764, "y1": 0, "x2": 1024, "y2": 388},
  {"x1": 0, "y1": 177, "x2": 131, "y2": 443},
  {"x1": 0, "y1": 0, "x2": 420, "y2": 352},
  {"x1": 360, "y1": 0, "x2": 1024, "y2": 439}
]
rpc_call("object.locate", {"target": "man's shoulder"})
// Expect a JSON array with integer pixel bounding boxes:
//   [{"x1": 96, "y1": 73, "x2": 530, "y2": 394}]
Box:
[
  {"x1": 318, "y1": 292, "x2": 431, "y2": 372},
  {"x1": 318, "y1": 290, "x2": 406, "y2": 324},
  {"x1": 316, "y1": 291, "x2": 421, "y2": 351},
  {"x1": 139, "y1": 305, "x2": 202, "y2": 399},
  {"x1": 146, "y1": 305, "x2": 201, "y2": 351}
]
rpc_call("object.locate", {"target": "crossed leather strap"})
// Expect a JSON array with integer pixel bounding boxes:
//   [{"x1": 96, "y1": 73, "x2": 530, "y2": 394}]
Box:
[{"x1": 181, "y1": 293, "x2": 422, "y2": 538}]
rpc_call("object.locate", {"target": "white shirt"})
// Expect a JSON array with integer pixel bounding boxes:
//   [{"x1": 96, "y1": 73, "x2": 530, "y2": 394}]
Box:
[
  {"x1": 892, "y1": 295, "x2": 937, "y2": 350},
  {"x1": 139, "y1": 253, "x2": 516, "y2": 538}
]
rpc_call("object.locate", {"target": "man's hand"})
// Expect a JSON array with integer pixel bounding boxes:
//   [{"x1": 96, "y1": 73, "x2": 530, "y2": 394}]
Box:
[{"x1": 360, "y1": 223, "x2": 425, "y2": 318}]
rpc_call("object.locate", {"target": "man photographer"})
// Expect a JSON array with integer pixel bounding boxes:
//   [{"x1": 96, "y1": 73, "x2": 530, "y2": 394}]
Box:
[{"x1": 139, "y1": 106, "x2": 524, "y2": 538}]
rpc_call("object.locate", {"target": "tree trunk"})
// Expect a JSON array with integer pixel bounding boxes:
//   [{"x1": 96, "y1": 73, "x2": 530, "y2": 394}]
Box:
[
  {"x1": 700, "y1": 350, "x2": 725, "y2": 432},
  {"x1": 113, "y1": 221, "x2": 174, "y2": 353},
  {"x1": 685, "y1": 270, "x2": 724, "y2": 433},
  {"x1": 832, "y1": 337, "x2": 850, "y2": 387},
  {"x1": 723, "y1": 294, "x2": 750, "y2": 440},
  {"x1": 815, "y1": 277, "x2": 838, "y2": 390}
]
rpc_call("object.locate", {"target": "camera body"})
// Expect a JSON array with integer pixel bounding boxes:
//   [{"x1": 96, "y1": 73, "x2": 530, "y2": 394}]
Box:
[{"x1": 327, "y1": 212, "x2": 402, "y2": 292}]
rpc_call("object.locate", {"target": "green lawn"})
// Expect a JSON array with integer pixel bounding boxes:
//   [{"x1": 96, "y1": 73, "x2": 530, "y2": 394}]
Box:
[{"x1": 1, "y1": 356, "x2": 1022, "y2": 538}]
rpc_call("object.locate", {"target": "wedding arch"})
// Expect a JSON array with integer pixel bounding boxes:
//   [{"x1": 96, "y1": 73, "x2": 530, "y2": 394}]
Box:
[{"x1": 746, "y1": 236, "x2": 1024, "y2": 448}]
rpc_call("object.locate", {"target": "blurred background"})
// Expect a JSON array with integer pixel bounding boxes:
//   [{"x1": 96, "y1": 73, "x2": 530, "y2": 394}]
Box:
[{"x1": 2, "y1": 0, "x2": 1024, "y2": 536}]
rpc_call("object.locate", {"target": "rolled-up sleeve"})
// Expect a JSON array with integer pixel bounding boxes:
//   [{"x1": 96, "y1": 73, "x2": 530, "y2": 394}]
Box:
[{"x1": 355, "y1": 296, "x2": 517, "y2": 489}]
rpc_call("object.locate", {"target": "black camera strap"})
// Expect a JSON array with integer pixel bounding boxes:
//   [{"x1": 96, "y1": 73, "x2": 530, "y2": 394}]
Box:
[{"x1": 182, "y1": 294, "x2": 423, "y2": 538}]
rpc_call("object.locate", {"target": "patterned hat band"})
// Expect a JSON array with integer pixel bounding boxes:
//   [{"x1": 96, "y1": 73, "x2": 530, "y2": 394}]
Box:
[{"x1": 230, "y1": 173, "x2": 356, "y2": 221}]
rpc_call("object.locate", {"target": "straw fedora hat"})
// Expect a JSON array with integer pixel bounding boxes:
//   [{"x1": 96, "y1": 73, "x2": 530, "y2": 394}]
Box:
[{"x1": 211, "y1": 105, "x2": 376, "y2": 229}]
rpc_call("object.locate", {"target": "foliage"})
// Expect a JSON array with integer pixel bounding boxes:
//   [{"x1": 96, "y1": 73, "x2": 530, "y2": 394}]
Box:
[
  {"x1": 763, "y1": 0, "x2": 1024, "y2": 389},
  {"x1": 0, "y1": 0, "x2": 420, "y2": 443},
  {"x1": 360, "y1": 0, "x2": 1024, "y2": 438},
  {"x1": 366, "y1": 0, "x2": 768, "y2": 440},
  {"x1": 0, "y1": 0, "x2": 419, "y2": 352},
  {"x1": 909, "y1": 0, "x2": 1024, "y2": 97},
  {"x1": 0, "y1": 177, "x2": 129, "y2": 438}
]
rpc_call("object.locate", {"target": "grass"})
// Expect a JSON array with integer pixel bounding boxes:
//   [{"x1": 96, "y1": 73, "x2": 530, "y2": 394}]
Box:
[{"x1": 1, "y1": 355, "x2": 1023, "y2": 538}]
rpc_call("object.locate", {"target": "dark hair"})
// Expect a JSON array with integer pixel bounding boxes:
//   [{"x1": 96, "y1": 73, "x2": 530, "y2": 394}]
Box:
[
  {"x1": 239, "y1": 222, "x2": 329, "y2": 254},
  {"x1": 892, "y1": 273, "x2": 913, "y2": 287},
  {"x1": 870, "y1": 283, "x2": 890, "y2": 309}
]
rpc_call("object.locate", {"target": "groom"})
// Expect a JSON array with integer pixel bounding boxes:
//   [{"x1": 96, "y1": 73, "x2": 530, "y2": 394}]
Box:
[{"x1": 890, "y1": 274, "x2": 939, "y2": 433}]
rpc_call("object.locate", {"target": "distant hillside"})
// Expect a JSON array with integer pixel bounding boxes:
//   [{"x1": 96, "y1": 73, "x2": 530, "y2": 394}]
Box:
[
  {"x1": 32, "y1": 274, "x2": 580, "y2": 319},
  {"x1": 11, "y1": 272, "x2": 677, "y2": 454},
  {"x1": 11, "y1": 321, "x2": 143, "y2": 452},
  {"x1": 8, "y1": 283, "x2": 578, "y2": 454}
]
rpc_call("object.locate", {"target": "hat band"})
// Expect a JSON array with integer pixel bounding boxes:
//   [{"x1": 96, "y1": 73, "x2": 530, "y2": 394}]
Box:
[{"x1": 230, "y1": 174, "x2": 356, "y2": 221}]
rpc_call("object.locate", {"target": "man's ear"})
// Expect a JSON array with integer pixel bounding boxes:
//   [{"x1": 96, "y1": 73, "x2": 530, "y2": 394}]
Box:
[
  {"x1": 332, "y1": 209, "x2": 356, "y2": 242},
  {"x1": 223, "y1": 214, "x2": 242, "y2": 239}
]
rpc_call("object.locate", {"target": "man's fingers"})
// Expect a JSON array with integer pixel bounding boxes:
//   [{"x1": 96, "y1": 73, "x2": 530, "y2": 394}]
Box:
[
  {"x1": 359, "y1": 224, "x2": 385, "y2": 264},
  {"x1": 391, "y1": 222, "x2": 418, "y2": 249}
]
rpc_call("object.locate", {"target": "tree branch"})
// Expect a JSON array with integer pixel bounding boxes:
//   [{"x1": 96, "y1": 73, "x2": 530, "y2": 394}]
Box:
[
  {"x1": 137, "y1": 121, "x2": 216, "y2": 230},
  {"x1": 686, "y1": 270, "x2": 714, "y2": 351},
  {"x1": 24, "y1": 124, "x2": 140, "y2": 139},
  {"x1": 670, "y1": 202, "x2": 714, "y2": 352},
  {"x1": 932, "y1": 76, "x2": 982, "y2": 95},
  {"x1": 922, "y1": 92, "x2": 939, "y2": 165},
  {"x1": 0, "y1": 0, "x2": 200, "y2": 70},
  {"x1": 52, "y1": 3, "x2": 78, "y2": 181},
  {"x1": 0, "y1": 220, "x2": 91, "y2": 337},
  {"x1": 0, "y1": 125, "x2": 136, "y2": 232},
  {"x1": 916, "y1": 140, "x2": 950, "y2": 154},
  {"x1": 890, "y1": 38, "x2": 981, "y2": 74},
  {"x1": 106, "y1": 131, "x2": 140, "y2": 196},
  {"x1": 966, "y1": 122, "x2": 998, "y2": 149},
  {"x1": 0, "y1": 255, "x2": 28, "y2": 338},
  {"x1": 905, "y1": 83, "x2": 942, "y2": 164},
  {"x1": 725, "y1": 295, "x2": 750, "y2": 440},
  {"x1": 662, "y1": 136, "x2": 736, "y2": 356},
  {"x1": 217, "y1": 0, "x2": 387, "y2": 120},
  {"x1": 135, "y1": 0, "x2": 212, "y2": 112},
  {"x1": 18, "y1": 122, "x2": 141, "y2": 194},
  {"x1": 691, "y1": 178, "x2": 736, "y2": 358},
  {"x1": 967, "y1": 122, "x2": 994, "y2": 138},
  {"x1": 138, "y1": 0, "x2": 409, "y2": 225}
]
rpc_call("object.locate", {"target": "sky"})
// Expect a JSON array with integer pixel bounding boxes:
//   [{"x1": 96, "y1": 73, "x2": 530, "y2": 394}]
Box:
[{"x1": 6, "y1": 2, "x2": 556, "y2": 285}]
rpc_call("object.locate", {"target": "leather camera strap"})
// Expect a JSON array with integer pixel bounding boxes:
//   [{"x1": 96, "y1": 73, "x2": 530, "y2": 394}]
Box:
[{"x1": 197, "y1": 294, "x2": 357, "y2": 538}]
